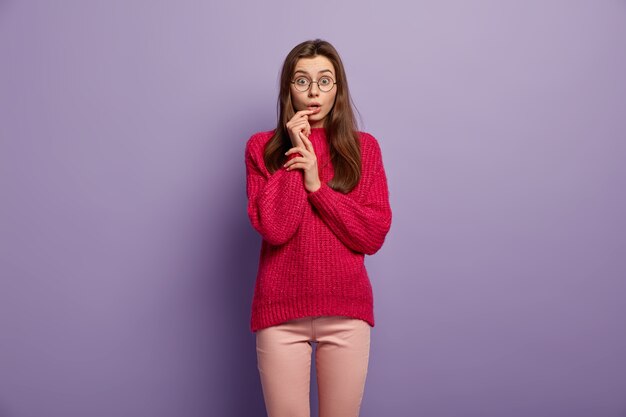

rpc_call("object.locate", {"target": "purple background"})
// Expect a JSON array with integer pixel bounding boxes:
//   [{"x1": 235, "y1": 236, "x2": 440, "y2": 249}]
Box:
[{"x1": 1, "y1": 1, "x2": 625, "y2": 416}]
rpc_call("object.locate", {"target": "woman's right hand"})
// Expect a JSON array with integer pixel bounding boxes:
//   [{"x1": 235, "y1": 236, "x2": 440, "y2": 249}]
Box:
[{"x1": 285, "y1": 108, "x2": 321, "y2": 148}]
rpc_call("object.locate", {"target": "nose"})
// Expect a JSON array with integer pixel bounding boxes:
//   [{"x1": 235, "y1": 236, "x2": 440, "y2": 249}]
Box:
[{"x1": 308, "y1": 82, "x2": 320, "y2": 97}]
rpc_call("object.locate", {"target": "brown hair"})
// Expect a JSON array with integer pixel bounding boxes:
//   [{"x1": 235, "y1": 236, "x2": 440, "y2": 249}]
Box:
[{"x1": 263, "y1": 39, "x2": 361, "y2": 193}]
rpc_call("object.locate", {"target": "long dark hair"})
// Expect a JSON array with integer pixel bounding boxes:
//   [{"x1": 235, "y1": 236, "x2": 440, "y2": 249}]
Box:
[{"x1": 263, "y1": 39, "x2": 361, "y2": 193}]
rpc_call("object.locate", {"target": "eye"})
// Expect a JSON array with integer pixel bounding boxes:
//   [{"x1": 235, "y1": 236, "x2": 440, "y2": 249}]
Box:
[
  {"x1": 294, "y1": 77, "x2": 309, "y2": 86},
  {"x1": 319, "y1": 76, "x2": 333, "y2": 86}
]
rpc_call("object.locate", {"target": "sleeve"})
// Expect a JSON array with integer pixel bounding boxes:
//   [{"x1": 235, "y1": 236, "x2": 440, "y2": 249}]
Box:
[
  {"x1": 307, "y1": 136, "x2": 392, "y2": 255},
  {"x1": 245, "y1": 135, "x2": 308, "y2": 246}
]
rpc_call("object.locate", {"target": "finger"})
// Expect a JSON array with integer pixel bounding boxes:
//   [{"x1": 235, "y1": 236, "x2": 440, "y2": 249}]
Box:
[
  {"x1": 290, "y1": 121, "x2": 309, "y2": 133},
  {"x1": 300, "y1": 122, "x2": 311, "y2": 137},
  {"x1": 287, "y1": 120, "x2": 309, "y2": 132},
  {"x1": 292, "y1": 117, "x2": 309, "y2": 125},
  {"x1": 287, "y1": 116, "x2": 312, "y2": 128},
  {"x1": 285, "y1": 146, "x2": 308, "y2": 156},
  {"x1": 283, "y1": 157, "x2": 305, "y2": 168},
  {"x1": 300, "y1": 132, "x2": 311, "y2": 149},
  {"x1": 294, "y1": 117, "x2": 313, "y2": 135},
  {"x1": 300, "y1": 133, "x2": 315, "y2": 152},
  {"x1": 294, "y1": 109, "x2": 320, "y2": 118},
  {"x1": 288, "y1": 130, "x2": 305, "y2": 147},
  {"x1": 286, "y1": 162, "x2": 304, "y2": 171}
]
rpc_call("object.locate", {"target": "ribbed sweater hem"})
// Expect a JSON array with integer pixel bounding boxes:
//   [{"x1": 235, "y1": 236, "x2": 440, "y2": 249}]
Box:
[{"x1": 250, "y1": 295, "x2": 374, "y2": 332}]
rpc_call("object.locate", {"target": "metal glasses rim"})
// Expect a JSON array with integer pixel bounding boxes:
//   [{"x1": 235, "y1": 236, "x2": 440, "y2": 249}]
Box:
[{"x1": 290, "y1": 78, "x2": 338, "y2": 92}]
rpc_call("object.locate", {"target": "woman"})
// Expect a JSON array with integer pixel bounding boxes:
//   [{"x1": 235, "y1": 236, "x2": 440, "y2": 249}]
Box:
[{"x1": 244, "y1": 38, "x2": 392, "y2": 417}]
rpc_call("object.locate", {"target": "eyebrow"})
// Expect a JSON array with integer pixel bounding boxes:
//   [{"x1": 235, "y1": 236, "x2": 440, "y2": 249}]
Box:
[{"x1": 293, "y1": 69, "x2": 334, "y2": 76}]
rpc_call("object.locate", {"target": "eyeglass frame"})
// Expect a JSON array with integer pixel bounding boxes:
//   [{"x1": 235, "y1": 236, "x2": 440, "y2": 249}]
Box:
[{"x1": 290, "y1": 75, "x2": 338, "y2": 93}]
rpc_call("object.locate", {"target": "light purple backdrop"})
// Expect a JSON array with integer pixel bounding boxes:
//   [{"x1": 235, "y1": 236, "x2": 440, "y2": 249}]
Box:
[{"x1": 1, "y1": 1, "x2": 625, "y2": 416}]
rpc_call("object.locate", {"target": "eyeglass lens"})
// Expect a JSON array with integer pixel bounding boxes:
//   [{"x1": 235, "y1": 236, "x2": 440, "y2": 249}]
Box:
[{"x1": 293, "y1": 76, "x2": 335, "y2": 92}]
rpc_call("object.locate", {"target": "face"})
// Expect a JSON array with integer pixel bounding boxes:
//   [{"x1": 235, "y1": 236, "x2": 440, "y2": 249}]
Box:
[{"x1": 290, "y1": 55, "x2": 338, "y2": 128}]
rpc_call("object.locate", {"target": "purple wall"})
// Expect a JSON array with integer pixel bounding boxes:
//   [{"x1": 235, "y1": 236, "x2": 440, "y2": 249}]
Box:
[{"x1": 1, "y1": 1, "x2": 625, "y2": 416}]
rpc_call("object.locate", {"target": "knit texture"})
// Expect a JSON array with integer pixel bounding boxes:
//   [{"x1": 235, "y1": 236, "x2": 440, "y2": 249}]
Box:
[{"x1": 245, "y1": 127, "x2": 392, "y2": 332}]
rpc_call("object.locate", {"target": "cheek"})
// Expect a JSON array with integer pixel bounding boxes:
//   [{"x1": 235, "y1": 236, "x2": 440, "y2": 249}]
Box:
[
  {"x1": 291, "y1": 93, "x2": 306, "y2": 108},
  {"x1": 327, "y1": 93, "x2": 337, "y2": 108}
]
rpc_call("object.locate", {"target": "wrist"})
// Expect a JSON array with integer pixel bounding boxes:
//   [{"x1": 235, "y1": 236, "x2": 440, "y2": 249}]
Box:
[{"x1": 307, "y1": 181, "x2": 322, "y2": 193}]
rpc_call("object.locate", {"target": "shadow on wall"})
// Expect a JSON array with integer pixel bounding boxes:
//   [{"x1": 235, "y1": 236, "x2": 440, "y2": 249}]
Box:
[{"x1": 206, "y1": 121, "x2": 269, "y2": 416}]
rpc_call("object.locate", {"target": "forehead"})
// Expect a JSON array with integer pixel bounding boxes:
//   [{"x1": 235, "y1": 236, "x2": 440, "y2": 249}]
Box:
[{"x1": 293, "y1": 56, "x2": 335, "y2": 75}]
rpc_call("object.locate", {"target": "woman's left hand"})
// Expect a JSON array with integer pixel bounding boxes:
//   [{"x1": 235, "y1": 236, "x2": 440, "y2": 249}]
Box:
[{"x1": 284, "y1": 131, "x2": 322, "y2": 193}]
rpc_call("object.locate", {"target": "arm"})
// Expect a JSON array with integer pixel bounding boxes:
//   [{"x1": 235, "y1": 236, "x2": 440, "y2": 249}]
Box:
[
  {"x1": 245, "y1": 136, "x2": 308, "y2": 245},
  {"x1": 307, "y1": 138, "x2": 392, "y2": 255}
]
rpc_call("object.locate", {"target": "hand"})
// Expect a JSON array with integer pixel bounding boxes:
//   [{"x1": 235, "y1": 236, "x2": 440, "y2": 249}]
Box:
[
  {"x1": 284, "y1": 133, "x2": 322, "y2": 193},
  {"x1": 285, "y1": 108, "x2": 322, "y2": 148}
]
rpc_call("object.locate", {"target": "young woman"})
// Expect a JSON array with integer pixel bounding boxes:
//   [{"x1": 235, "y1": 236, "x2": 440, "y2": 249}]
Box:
[{"x1": 244, "y1": 39, "x2": 392, "y2": 417}]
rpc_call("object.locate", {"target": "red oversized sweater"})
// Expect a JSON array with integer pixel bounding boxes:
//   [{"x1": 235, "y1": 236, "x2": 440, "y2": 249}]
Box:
[{"x1": 245, "y1": 127, "x2": 392, "y2": 332}]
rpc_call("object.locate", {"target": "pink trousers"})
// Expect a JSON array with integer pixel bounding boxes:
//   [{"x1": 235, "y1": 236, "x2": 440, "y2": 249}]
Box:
[{"x1": 256, "y1": 315, "x2": 371, "y2": 417}]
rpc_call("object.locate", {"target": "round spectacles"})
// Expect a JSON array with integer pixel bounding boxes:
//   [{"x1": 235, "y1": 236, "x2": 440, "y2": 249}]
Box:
[{"x1": 291, "y1": 75, "x2": 337, "y2": 92}]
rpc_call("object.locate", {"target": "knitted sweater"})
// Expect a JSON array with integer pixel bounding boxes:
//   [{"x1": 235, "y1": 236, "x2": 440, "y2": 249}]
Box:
[{"x1": 245, "y1": 127, "x2": 392, "y2": 332}]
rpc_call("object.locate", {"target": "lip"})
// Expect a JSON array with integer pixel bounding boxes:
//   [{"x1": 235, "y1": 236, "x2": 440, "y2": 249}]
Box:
[{"x1": 307, "y1": 103, "x2": 322, "y2": 108}]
